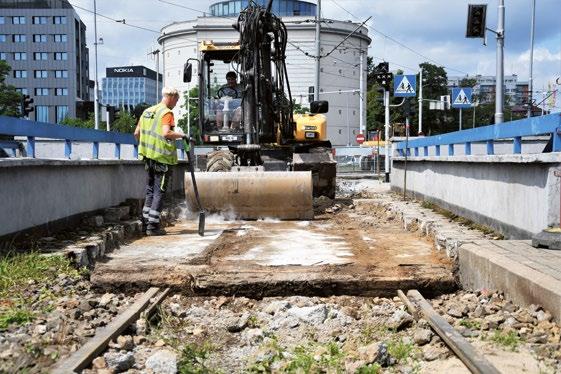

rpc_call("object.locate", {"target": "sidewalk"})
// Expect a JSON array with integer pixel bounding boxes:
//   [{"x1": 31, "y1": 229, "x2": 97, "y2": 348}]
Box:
[{"x1": 460, "y1": 240, "x2": 561, "y2": 323}]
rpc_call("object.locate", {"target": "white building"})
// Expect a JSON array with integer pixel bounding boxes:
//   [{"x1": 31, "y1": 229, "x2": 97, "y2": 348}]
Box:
[{"x1": 158, "y1": 0, "x2": 370, "y2": 146}]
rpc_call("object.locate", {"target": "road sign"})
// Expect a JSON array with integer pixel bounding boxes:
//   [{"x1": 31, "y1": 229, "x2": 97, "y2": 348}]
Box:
[
  {"x1": 451, "y1": 87, "x2": 473, "y2": 109},
  {"x1": 394, "y1": 75, "x2": 417, "y2": 97},
  {"x1": 356, "y1": 133, "x2": 365, "y2": 144}
]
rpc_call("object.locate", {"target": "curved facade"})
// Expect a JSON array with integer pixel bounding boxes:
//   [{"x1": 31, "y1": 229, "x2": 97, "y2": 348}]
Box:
[
  {"x1": 159, "y1": 14, "x2": 370, "y2": 146},
  {"x1": 209, "y1": 0, "x2": 315, "y2": 17}
]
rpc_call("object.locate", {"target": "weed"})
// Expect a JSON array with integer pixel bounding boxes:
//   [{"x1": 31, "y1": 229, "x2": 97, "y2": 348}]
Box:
[
  {"x1": 247, "y1": 315, "x2": 260, "y2": 328},
  {"x1": 360, "y1": 324, "x2": 386, "y2": 344},
  {"x1": 490, "y1": 330, "x2": 520, "y2": 351},
  {"x1": 178, "y1": 341, "x2": 216, "y2": 374},
  {"x1": 0, "y1": 307, "x2": 34, "y2": 329},
  {"x1": 387, "y1": 338, "x2": 414, "y2": 363},
  {"x1": 356, "y1": 363, "x2": 382, "y2": 374},
  {"x1": 459, "y1": 319, "x2": 481, "y2": 330},
  {"x1": 246, "y1": 336, "x2": 285, "y2": 373}
]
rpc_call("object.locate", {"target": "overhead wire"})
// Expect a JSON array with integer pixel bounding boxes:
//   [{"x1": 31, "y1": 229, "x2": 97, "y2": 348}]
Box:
[{"x1": 327, "y1": 0, "x2": 469, "y2": 75}]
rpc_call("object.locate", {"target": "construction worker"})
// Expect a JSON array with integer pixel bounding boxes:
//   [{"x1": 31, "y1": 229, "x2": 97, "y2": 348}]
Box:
[{"x1": 134, "y1": 87, "x2": 186, "y2": 236}]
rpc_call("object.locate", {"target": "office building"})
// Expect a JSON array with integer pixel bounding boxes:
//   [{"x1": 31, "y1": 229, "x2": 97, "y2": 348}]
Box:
[
  {"x1": 101, "y1": 65, "x2": 162, "y2": 108},
  {"x1": 0, "y1": 0, "x2": 90, "y2": 123}
]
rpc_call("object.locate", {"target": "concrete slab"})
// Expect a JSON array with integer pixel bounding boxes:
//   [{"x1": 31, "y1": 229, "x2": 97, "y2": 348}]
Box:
[
  {"x1": 459, "y1": 240, "x2": 561, "y2": 323},
  {"x1": 92, "y1": 201, "x2": 455, "y2": 298}
]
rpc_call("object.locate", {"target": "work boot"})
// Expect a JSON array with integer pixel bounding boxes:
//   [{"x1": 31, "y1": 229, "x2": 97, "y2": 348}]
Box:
[{"x1": 146, "y1": 227, "x2": 166, "y2": 236}]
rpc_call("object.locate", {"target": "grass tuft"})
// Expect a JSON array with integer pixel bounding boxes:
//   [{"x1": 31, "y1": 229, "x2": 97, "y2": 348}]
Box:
[
  {"x1": 178, "y1": 341, "x2": 217, "y2": 374},
  {"x1": 490, "y1": 330, "x2": 520, "y2": 351}
]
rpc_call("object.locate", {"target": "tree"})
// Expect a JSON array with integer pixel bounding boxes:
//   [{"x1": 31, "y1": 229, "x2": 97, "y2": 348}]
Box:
[
  {"x1": 60, "y1": 112, "x2": 106, "y2": 130},
  {"x1": 418, "y1": 62, "x2": 452, "y2": 135},
  {"x1": 177, "y1": 86, "x2": 200, "y2": 142},
  {"x1": 111, "y1": 111, "x2": 137, "y2": 133},
  {"x1": 0, "y1": 61, "x2": 23, "y2": 117},
  {"x1": 293, "y1": 101, "x2": 309, "y2": 114}
]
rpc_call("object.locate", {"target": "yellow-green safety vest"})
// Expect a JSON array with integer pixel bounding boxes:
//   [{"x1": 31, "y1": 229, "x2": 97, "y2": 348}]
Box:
[{"x1": 138, "y1": 103, "x2": 178, "y2": 165}]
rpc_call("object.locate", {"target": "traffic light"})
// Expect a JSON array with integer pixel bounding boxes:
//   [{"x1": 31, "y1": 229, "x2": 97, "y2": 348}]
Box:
[
  {"x1": 308, "y1": 86, "x2": 314, "y2": 103},
  {"x1": 466, "y1": 4, "x2": 487, "y2": 38},
  {"x1": 375, "y1": 72, "x2": 393, "y2": 90},
  {"x1": 375, "y1": 62, "x2": 389, "y2": 73},
  {"x1": 21, "y1": 94, "x2": 34, "y2": 117}
]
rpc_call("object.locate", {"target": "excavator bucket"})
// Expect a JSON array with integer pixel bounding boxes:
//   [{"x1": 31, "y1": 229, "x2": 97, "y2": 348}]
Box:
[{"x1": 184, "y1": 171, "x2": 314, "y2": 220}]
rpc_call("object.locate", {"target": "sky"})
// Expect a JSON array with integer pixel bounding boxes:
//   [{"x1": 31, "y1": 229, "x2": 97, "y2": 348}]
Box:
[{"x1": 71, "y1": 0, "x2": 561, "y2": 111}]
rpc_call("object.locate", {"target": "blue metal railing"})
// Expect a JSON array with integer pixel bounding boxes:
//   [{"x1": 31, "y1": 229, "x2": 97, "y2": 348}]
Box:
[
  {"x1": 395, "y1": 113, "x2": 561, "y2": 157},
  {"x1": 0, "y1": 115, "x2": 186, "y2": 159}
]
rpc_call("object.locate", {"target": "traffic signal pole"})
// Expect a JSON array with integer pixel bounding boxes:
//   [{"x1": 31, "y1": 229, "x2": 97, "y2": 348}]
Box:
[
  {"x1": 384, "y1": 89, "x2": 390, "y2": 182},
  {"x1": 495, "y1": 0, "x2": 505, "y2": 124}
]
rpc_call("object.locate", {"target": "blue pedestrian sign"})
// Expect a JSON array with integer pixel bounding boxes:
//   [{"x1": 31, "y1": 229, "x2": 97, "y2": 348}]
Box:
[
  {"x1": 393, "y1": 75, "x2": 417, "y2": 97},
  {"x1": 451, "y1": 87, "x2": 473, "y2": 109}
]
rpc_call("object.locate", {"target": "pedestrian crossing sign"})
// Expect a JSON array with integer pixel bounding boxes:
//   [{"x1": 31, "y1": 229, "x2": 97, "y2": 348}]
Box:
[
  {"x1": 451, "y1": 87, "x2": 473, "y2": 109},
  {"x1": 393, "y1": 75, "x2": 417, "y2": 97}
]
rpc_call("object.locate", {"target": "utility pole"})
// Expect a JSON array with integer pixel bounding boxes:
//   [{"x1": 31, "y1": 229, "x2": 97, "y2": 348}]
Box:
[
  {"x1": 527, "y1": 0, "x2": 536, "y2": 118},
  {"x1": 359, "y1": 50, "x2": 364, "y2": 134},
  {"x1": 93, "y1": 0, "x2": 100, "y2": 130},
  {"x1": 418, "y1": 68, "x2": 423, "y2": 135},
  {"x1": 495, "y1": 0, "x2": 505, "y2": 124},
  {"x1": 149, "y1": 49, "x2": 161, "y2": 103},
  {"x1": 314, "y1": 0, "x2": 321, "y2": 101},
  {"x1": 384, "y1": 89, "x2": 390, "y2": 182}
]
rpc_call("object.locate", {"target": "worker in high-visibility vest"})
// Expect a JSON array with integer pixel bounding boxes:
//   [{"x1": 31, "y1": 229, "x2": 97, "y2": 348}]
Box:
[{"x1": 134, "y1": 87, "x2": 186, "y2": 236}]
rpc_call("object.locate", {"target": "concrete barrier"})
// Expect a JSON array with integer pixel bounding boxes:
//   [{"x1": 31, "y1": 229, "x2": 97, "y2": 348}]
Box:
[
  {"x1": 0, "y1": 159, "x2": 188, "y2": 237},
  {"x1": 391, "y1": 154, "x2": 561, "y2": 239}
]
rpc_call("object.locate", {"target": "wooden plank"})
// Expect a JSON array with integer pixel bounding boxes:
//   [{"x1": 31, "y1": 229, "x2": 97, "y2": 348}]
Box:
[
  {"x1": 407, "y1": 290, "x2": 500, "y2": 374},
  {"x1": 144, "y1": 287, "x2": 171, "y2": 320},
  {"x1": 51, "y1": 287, "x2": 161, "y2": 374},
  {"x1": 397, "y1": 289, "x2": 418, "y2": 319}
]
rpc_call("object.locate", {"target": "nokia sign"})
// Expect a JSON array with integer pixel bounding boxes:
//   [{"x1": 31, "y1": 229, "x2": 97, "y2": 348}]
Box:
[
  {"x1": 106, "y1": 65, "x2": 160, "y2": 80},
  {"x1": 113, "y1": 68, "x2": 134, "y2": 73}
]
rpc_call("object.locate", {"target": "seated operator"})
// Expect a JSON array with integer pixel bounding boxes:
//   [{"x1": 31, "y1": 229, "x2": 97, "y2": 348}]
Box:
[{"x1": 216, "y1": 71, "x2": 242, "y2": 130}]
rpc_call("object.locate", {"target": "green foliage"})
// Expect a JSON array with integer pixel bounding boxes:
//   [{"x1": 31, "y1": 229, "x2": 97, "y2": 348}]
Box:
[
  {"x1": 387, "y1": 339, "x2": 414, "y2": 363},
  {"x1": 284, "y1": 341, "x2": 345, "y2": 372},
  {"x1": 0, "y1": 60, "x2": 23, "y2": 117},
  {"x1": 490, "y1": 330, "x2": 520, "y2": 351},
  {"x1": 246, "y1": 336, "x2": 285, "y2": 373},
  {"x1": 293, "y1": 101, "x2": 309, "y2": 114},
  {"x1": 0, "y1": 307, "x2": 34, "y2": 329},
  {"x1": 177, "y1": 86, "x2": 201, "y2": 142},
  {"x1": 0, "y1": 252, "x2": 80, "y2": 329},
  {"x1": 459, "y1": 319, "x2": 481, "y2": 330},
  {"x1": 356, "y1": 363, "x2": 382, "y2": 374},
  {"x1": 60, "y1": 112, "x2": 107, "y2": 130},
  {"x1": 178, "y1": 342, "x2": 217, "y2": 374},
  {"x1": 111, "y1": 111, "x2": 137, "y2": 133}
]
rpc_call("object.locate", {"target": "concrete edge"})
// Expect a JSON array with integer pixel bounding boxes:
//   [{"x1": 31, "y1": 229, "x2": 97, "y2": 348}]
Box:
[
  {"x1": 392, "y1": 153, "x2": 561, "y2": 164},
  {"x1": 0, "y1": 159, "x2": 189, "y2": 168},
  {"x1": 459, "y1": 242, "x2": 561, "y2": 323},
  {"x1": 389, "y1": 185, "x2": 533, "y2": 240}
]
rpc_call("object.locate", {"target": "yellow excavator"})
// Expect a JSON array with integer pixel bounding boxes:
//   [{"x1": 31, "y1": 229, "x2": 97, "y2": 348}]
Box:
[{"x1": 183, "y1": 0, "x2": 336, "y2": 220}]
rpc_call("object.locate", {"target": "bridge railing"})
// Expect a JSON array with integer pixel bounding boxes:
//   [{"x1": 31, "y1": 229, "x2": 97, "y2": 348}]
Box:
[
  {"x1": 0, "y1": 115, "x2": 187, "y2": 160},
  {"x1": 394, "y1": 113, "x2": 561, "y2": 157}
]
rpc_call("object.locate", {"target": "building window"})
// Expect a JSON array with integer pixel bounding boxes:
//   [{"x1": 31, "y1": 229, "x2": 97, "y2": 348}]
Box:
[
  {"x1": 34, "y1": 52, "x2": 48, "y2": 60},
  {"x1": 14, "y1": 52, "x2": 27, "y2": 60},
  {"x1": 33, "y1": 34, "x2": 48, "y2": 43},
  {"x1": 0, "y1": 17, "x2": 4, "y2": 24},
  {"x1": 35, "y1": 88, "x2": 49, "y2": 96},
  {"x1": 32, "y1": 16, "x2": 48, "y2": 24},
  {"x1": 16, "y1": 88, "x2": 28, "y2": 95},
  {"x1": 55, "y1": 70, "x2": 68, "y2": 78},
  {"x1": 53, "y1": 16, "x2": 67, "y2": 25},
  {"x1": 54, "y1": 52, "x2": 68, "y2": 60},
  {"x1": 54, "y1": 34, "x2": 67, "y2": 43},
  {"x1": 14, "y1": 70, "x2": 27, "y2": 78},
  {"x1": 35, "y1": 106, "x2": 49, "y2": 122},
  {"x1": 56, "y1": 106, "x2": 68, "y2": 123},
  {"x1": 55, "y1": 88, "x2": 68, "y2": 96},
  {"x1": 0, "y1": 52, "x2": 6, "y2": 60},
  {"x1": 34, "y1": 70, "x2": 48, "y2": 78},
  {"x1": 13, "y1": 34, "x2": 26, "y2": 43},
  {"x1": 0, "y1": 35, "x2": 6, "y2": 42},
  {"x1": 12, "y1": 16, "x2": 26, "y2": 24}
]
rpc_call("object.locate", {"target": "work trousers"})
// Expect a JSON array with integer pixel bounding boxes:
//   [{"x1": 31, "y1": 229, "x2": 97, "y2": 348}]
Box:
[{"x1": 142, "y1": 158, "x2": 170, "y2": 230}]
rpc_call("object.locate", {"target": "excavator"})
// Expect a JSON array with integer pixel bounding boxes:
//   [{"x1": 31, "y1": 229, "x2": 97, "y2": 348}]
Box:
[{"x1": 183, "y1": 0, "x2": 336, "y2": 220}]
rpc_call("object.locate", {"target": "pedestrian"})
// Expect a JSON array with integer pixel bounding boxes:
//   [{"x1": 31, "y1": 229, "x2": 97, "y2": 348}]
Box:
[{"x1": 134, "y1": 87, "x2": 186, "y2": 236}]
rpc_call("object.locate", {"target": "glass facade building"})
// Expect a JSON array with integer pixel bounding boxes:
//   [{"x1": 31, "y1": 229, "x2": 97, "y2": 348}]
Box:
[
  {"x1": 209, "y1": 0, "x2": 315, "y2": 17},
  {"x1": 102, "y1": 66, "x2": 162, "y2": 108}
]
